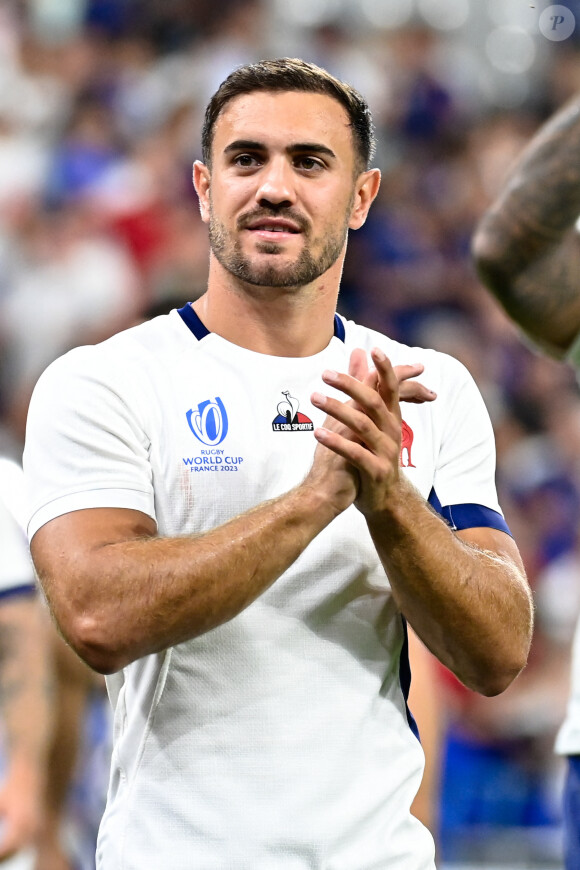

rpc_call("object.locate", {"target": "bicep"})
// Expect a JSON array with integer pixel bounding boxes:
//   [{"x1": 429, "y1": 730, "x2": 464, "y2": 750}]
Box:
[{"x1": 30, "y1": 507, "x2": 157, "y2": 607}]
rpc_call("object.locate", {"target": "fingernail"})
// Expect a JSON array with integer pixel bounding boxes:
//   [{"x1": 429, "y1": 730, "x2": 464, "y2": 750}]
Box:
[
  {"x1": 311, "y1": 392, "x2": 326, "y2": 406},
  {"x1": 372, "y1": 347, "x2": 386, "y2": 361},
  {"x1": 322, "y1": 369, "x2": 338, "y2": 381}
]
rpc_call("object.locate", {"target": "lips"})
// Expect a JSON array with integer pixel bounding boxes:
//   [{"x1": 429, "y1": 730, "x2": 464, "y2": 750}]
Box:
[
  {"x1": 253, "y1": 224, "x2": 296, "y2": 233},
  {"x1": 245, "y1": 219, "x2": 301, "y2": 234},
  {"x1": 239, "y1": 211, "x2": 306, "y2": 235}
]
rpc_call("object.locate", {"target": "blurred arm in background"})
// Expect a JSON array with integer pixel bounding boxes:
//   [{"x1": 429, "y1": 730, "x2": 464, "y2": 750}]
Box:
[
  {"x1": 35, "y1": 632, "x2": 104, "y2": 870},
  {"x1": 472, "y1": 92, "x2": 580, "y2": 870},
  {"x1": 0, "y1": 458, "x2": 52, "y2": 863},
  {"x1": 472, "y1": 93, "x2": 580, "y2": 357}
]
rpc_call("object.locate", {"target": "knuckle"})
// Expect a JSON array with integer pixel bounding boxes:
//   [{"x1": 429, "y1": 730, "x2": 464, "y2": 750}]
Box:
[{"x1": 358, "y1": 415, "x2": 374, "y2": 439}]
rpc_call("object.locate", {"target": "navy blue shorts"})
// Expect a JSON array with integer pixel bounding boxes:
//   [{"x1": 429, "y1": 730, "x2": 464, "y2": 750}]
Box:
[{"x1": 564, "y1": 755, "x2": 580, "y2": 869}]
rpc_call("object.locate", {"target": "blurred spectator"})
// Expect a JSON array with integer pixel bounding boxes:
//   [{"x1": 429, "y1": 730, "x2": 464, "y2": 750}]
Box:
[{"x1": 0, "y1": 201, "x2": 140, "y2": 439}]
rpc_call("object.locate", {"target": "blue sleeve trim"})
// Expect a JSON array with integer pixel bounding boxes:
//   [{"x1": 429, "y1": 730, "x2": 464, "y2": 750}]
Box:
[
  {"x1": 178, "y1": 303, "x2": 210, "y2": 340},
  {"x1": 428, "y1": 488, "x2": 512, "y2": 536},
  {"x1": 0, "y1": 584, "x2": 37, "y2": 602}
]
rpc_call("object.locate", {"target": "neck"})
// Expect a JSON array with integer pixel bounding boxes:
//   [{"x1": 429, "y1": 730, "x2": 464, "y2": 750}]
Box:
[{"x1": 193, "y1": 256, "x2": 343, "y2": 356}]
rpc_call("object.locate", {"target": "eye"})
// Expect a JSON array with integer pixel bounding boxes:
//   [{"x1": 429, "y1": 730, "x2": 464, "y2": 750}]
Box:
[
  {"x1": 295, "y1": 156, "x2": 324, "y2": 172},
  {"x1": 234, "y1": 153, "x2": 261, "y2": 168}
]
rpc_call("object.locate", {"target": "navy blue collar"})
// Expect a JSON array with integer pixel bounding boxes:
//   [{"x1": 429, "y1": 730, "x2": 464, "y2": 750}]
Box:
[{"x1": 177, "y1": 303, "x2": 345, "y2": 343}]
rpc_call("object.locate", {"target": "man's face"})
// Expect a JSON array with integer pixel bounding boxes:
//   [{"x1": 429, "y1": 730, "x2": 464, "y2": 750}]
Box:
[{"x1": 196, "y1": 90, "x2": 365, "y2": 290}]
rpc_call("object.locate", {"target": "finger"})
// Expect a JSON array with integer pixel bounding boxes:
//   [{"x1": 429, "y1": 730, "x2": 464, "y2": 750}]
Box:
[
  {"x1": 313, "y1": 425, "x2": 400, "y2": 478},
  {"x1": 394, "y1": 363, "x2": 425, "y2": 382},
  {"x1": 362, "y1": 366, "x2": 379, "y2": 392},
  {"x1": 311, "y1": 390, "x2": 398, "y2": 450},
  {"x1": 348, "y1": 350, "x2": 377, "y2": 410},
  {"x1": 316, "y1": 374, "x2": 391, "y2": 436},
  {"x1": 348, "y1": 348, "x2": 369, "y2": 382},
  {"x1": 317, "y1": 372, "x2": 402, "y2": 448},
  {"x1": 399, "y1": 381, "x2": 437, "y2": 404},
  {"x1": 349, "y1": 350, "x2": 382, "y2": 412},
  {"x1": 370, "y1": 348, "x2": 401, "y2": 416},
  {"x1": 393, "y1": 363, "x2": 436, "y2": 404}
]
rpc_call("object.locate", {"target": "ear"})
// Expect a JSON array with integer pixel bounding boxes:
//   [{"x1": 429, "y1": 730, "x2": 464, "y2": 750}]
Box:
[
  {"x1": 193, "y1": 160, "x2": 211, "y2": 224},
  {"x1": 348, "y1": 168, "x2": 381, "y2": 231}
]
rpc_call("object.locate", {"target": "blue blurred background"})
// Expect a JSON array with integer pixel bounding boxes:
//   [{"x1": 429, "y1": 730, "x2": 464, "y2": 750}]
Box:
[{"x1": 2, "y1": 1, "x2": 580, "y2": 867}]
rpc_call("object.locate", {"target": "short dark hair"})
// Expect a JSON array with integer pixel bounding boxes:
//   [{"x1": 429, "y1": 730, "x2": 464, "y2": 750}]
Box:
[{"x1": 201, "y1": 57, "x2": 375, "y2": 172}]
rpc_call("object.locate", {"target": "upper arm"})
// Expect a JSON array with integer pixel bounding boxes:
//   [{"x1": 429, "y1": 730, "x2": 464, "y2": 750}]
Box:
[
  {"x1": 473, "y1": 206, "x2": 580, "y2": 356},
  {"x1": 30, "y1": 507, "x2": 156, "y2": 635}
]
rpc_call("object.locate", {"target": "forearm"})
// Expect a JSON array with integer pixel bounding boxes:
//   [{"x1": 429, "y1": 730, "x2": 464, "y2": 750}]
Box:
[
  {"x1": 473, "y1": 95, "x2": 580, "y2": 352},
  {"x1": 36, "y1": 483, "x2": 345, "y2": 674},
  {"x1": 365, "y1": 480, "x2": 533, "y2": 696}
]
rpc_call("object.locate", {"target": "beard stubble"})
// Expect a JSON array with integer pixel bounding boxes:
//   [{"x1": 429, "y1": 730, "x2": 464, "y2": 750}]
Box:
[{"x1": 208, "y1": 203, "x2": 352, "y2": 289}]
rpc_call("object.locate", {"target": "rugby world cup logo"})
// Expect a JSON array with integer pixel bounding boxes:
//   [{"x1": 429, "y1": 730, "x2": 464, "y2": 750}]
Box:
[{"x1": 186, "y1": 397, "x2": 228, "y2": 446}]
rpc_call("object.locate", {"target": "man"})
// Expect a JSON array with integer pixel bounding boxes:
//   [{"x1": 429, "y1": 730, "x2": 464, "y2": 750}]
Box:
[
  {"x1": 472, "y1": 91, "x2": 580, "y2": 870},
  {"x1": 0, "y1": 457, "x2": 52, "y2": 869},
  {"x1": 24, "y1": 58, "x2": 533, "y2": 869}
]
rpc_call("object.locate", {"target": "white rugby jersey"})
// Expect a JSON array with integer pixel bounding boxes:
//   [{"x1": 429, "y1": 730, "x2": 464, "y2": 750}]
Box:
[
  {"x1": 556, "y1": 340, "x2": 580, "y2": 756},
  {"x1": 0, "y1": 458, "x2": 35, "y2": 599},
  {"x1": 24, "y1": 307, "x2": 509, "y2": 870}
]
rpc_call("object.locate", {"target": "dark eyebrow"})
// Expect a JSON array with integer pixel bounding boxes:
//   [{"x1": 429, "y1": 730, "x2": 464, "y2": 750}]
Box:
[
  {"x1": 223, "y1": 140, "x2": 265, "y2": 155},
  {"x1": 290, "y1": 143, "x2": 336, "y2": 160},
  {"x1": 223, "y1": 139, "x2": 337, "y2": 160}
]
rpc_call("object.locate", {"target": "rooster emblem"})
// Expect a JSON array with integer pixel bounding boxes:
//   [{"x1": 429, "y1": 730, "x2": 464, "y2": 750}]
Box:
[{"x1": 400, "y1": 420, "x2": 415, "y2": 468}]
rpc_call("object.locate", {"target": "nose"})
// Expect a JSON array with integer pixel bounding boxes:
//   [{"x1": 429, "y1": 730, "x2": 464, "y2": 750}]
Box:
[{"x1": 255, "y1": 157, "x2": 295, "y2": 208}]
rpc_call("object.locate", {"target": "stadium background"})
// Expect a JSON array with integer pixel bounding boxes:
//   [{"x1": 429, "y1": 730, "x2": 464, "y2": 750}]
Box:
[{"x1": 1, "y1": 0, "x2": 580, "y2": 867}]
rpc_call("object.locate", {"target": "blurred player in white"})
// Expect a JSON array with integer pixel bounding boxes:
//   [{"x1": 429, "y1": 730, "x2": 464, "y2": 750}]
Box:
[{"x1": 0, "y1": 457, "x2": 51, "y2": 870}]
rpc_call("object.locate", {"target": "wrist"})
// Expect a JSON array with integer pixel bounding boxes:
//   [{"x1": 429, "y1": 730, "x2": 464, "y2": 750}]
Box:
[
  {"x1": 361, "y1": 476, "x2": 419, "y2": 530},
  {"x1": 297, "y1": 476, "x2": 353, "y2": 527}
]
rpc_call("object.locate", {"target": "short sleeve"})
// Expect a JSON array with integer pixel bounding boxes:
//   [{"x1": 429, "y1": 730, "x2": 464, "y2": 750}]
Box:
[
  {"x1": 430, "y1": 356, "x2": 507, "y2": 532},
  {"x1": 0, "y1": 460, "x2": 36, "y2": 596},
  {"x1": 24, "y1": 346, "x2": 156, "y2": 540}
]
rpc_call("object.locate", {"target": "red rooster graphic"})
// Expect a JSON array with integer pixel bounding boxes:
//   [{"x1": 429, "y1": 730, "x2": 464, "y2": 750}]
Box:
[{"x1": 400, "y1": 420, "x2": 415, "y2": 468}]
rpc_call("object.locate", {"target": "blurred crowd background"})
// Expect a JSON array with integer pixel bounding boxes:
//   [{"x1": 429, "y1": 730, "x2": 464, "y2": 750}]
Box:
[{"x1": 2, "y1": 0, "x2": 580, "y2": 867}]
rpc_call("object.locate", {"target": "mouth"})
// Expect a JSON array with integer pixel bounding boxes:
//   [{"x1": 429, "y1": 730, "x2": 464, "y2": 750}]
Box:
[{"x1": 242, "y1": 216, "x2": 304, "y2": 241}]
